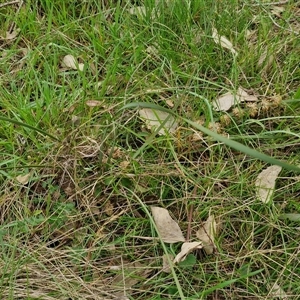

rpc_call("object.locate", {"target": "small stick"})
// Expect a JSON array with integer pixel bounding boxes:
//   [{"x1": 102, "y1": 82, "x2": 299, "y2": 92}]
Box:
[
  {"x1": 0, "y1": 0, "x2": 20, "y2": 9},
  {"x1": 8, "y1": 0, "x2": 24, "y2": 33},
  {"x1": 186, "y1": 186, "x2": 197, "y2": 241},
  {"x1": 251, "y1": 0, "x2": 289, "y2": 5}
]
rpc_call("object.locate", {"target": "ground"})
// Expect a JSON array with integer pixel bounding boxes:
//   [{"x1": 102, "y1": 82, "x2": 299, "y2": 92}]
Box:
[{"x1": 0, "y1": 0, "x2": 300, "y2": 299}]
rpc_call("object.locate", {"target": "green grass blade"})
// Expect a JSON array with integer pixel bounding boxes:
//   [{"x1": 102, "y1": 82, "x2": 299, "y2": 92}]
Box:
[
  {"x1": 0, "y1": 116, "x2": 60, "y2": 142},
  {"x1": 122, "y1": 102, "x2": 300, "y2": 173},
  {"x1": 200, "y1": 268, "x2": 264, "y2": 297}
]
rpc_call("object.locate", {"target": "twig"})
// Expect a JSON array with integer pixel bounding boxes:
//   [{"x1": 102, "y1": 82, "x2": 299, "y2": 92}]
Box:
[
  {"x1": 261, "y1": 5, "x2": 299, "y2": 35},
  {"x1": 0, "y1": 0, "x2": 19, "y2": 9},
  {"x1": 251, "y1": 0, "x2": 289, "y2": 5},
  {"x1": 8, "y1": 0, "x2": 24, "y2": 33},
  {"x1": 186, "y1": 185, "x2": 197, "y2": 241}
]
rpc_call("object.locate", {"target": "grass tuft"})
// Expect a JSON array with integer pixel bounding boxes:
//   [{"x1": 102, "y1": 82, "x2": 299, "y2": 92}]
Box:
[{"x1": 0, "y1": 0, "x2": 299, "y2": 299}]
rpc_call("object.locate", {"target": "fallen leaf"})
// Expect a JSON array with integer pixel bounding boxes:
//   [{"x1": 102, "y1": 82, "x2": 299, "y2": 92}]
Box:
[
  {"x1": 212, "y1": 27, "x2": 237, "y2": 56},
  {"x1": 16, "y1": 173, "x2": 31, "y2": 184},
  {"x1": 146, "y1": 45, "x2": 159, "y2": 56},
  {"x1": 173, "y1": 242, "x2": 203, "y2": 263},
  {"x1": 255, "y1": 165, "x2": 282, "y2": 203},
  {"x1": 236, "y1": 87, "x2": 258, "y2": 102},
  {"x1": 271, "y1": 6, "x2": 285, "y2": 17},
  {"x1": 258, "y1": 49, "x2": 274, "y2": 71},
  {"x1": 61, "y1": 54, "x2": 84, "y2": 71},
  {"x1": 212, "y1": 87, "x2": 258, "y2": 111},
  {"x1": 77, "y1": 63, "x2": 85, "y2": 71},
  {"x1": 196, "y1": 215, "x2": 217, "y2": 255},
  {"x1": 128, "y1": 6, "x2": 146, "y2": 16},
  {"x1": 279, "y1": 213, "x2": 300, "y2": 222},
  {"x1": 165, "y1": 99, "x2": 174, "y2": 108},
  {"x1": 151, "y1": 206, "x2": 185, "y2": 243},
  {"x1": 139, "y1": 108, "x2": 178, "y2": 135},
  {"x1": 258, "y1": 49, "x2": 267, "y2": 67},
  {"x1": 96, "y1": 81, "x2": 103, "y2": 88},
  {"x1": 269, "y1": 283, "x2": 287, "y2": 299},
  {"x1": 162, "y1": 253, "x2": 174, "y2": 273},
  {"x1": 85, "y1": 100, "x2": 103, "y2": 107},
  {"x1": 212, "y1": 92, "x2": 236, "y2": 111},
  {"x1": 71, "y1": 115, "x2": 80, "y2": 126},
  {"x1": 61, "y1": 54, "x2": 77, "y2": 69},
  {"x1": 1, "y1": 28, "x2": 21, "y2": 40}
]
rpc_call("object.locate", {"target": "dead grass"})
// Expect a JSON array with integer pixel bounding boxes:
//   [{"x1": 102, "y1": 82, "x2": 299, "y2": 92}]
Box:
[{"x1": 0, "y1": 0, "x2": 300, "y2": 299}]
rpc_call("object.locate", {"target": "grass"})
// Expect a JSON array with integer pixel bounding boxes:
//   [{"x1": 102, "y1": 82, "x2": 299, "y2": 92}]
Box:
[{"x1": 0, "y1": 0, "x2": 300, "y2": 299}]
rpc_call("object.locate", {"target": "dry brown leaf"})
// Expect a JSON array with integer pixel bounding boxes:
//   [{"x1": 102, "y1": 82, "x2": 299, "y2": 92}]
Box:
[
  {"x1": 271, "y1": 6, "x2": 285, "y2": 17},
  {"x1": 146, "y1": 45, "x2": 159, "y2": 56},
  {"x1": 1, "y1": 28, "x2": 20, "y2": 40},
  {"x1": 196, "y1": 215, "x2": 217, "y2": 255},
  {"x1": 77, "y1": 63, "x2": 84, "y2": 71},
  {"x1": 236, "y1": 87, "x2": 258, "y2": 102},
  {"x1": 269, "y1": 283, "x2": 287, "y2": 299},
  {"x1": 212, "y1": 92, "x2": 237, "y2": 111},
  {"x1": 61, "y1": 54, "x2": 84, "y2": 71},
  {"x1": 173, "y1": 242, "x2": 203, "y2": 263},
  {"x1": 61, "y1": 54, "x2": 77, "y2": 69},
  {"x1": 128, "y1": 6, "x2": 146, "y2": 16},
  {"x1": 85, "y1": 100, "x2": 103, "y2": 107},
  {"x1": 139, "y1": 108, "x2": 178, "y2": 135},
  {"x1": 212, "y1": 27, "x2": 237, "y2": 56},
  {"x1": 165, "y1": 99, "x2": 174, "y2": 108},
  {"x1": 96, "y1": 81, "x2": 103, "y2": 88},
  {"x1": 151, "y1": 206, "x2": 185, "y2": 243},
  {"x1": 162, "y1": 254, "x2": 174, "y2": 273},
  {"x1": 71, "y1": 115, "x2": 80, "y2": 126},
  {"x1": 16, "y1": 173, "x2": 31, "y2": 184},
  {"x1": 212, "y1": 87, "x2": 258, "y2": 111},
  {"x1": 255, "y1": 165, "x2": 282, "y2": 203},
  {"x1": 258, "y1": 49, "x2": 267, "y2": 67},
  {"x1": 258, "y1": 49, "x2": 274, "y2": 71}
]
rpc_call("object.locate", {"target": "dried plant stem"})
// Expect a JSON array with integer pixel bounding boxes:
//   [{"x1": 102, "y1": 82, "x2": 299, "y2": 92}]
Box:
[
  {"x1": 8, "y1": 0, "x2": 24, "y2": 33},
  {"x1": 186, "y1": 186, "x2": 197, "y2": 241},
  {"x1": 0, "y1": 0, "x2": 20, "y2": 9}
]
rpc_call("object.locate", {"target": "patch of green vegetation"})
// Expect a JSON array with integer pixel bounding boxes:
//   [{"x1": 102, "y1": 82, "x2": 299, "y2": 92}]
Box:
[{"x1": 0, "y1": 0, "x2": 299, "y2": 299}]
